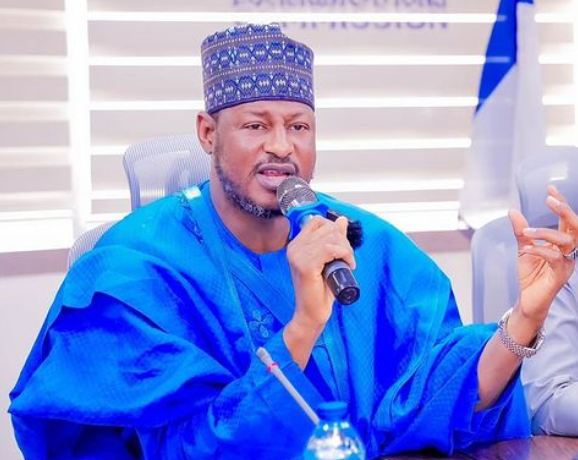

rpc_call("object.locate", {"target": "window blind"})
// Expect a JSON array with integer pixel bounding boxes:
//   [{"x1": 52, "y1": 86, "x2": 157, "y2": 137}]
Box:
[
  {"x1": 0, "y1": 0, "x2": 73, "y2": 252},
  {"x1": 0, "y1": 0, "x2": 575, "y2": 251},
  {"x1": 86, "y1": 0, "x2": 576, "y2": 234}
]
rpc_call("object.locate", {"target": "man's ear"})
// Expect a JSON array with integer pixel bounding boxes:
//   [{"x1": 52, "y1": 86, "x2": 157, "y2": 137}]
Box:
[{"x1": 196, "y1": 111, "x2": 217, "y2": 155}]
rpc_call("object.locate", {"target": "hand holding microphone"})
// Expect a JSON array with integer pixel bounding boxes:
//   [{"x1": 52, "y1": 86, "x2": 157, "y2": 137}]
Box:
[{"x1": 277, "y1": 177, "x2": 361, "y2": 306}]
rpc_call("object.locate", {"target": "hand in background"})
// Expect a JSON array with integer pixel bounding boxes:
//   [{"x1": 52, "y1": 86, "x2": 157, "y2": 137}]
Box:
[
  {"x1": 510, "y1": 185, "x2": 578, "y2": 329},
  {"x1": 477, "y1": 186, "x2": 578, "y2": 411}
]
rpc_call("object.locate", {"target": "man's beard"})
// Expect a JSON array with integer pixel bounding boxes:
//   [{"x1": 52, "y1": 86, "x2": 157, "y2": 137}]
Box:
[{"x1": 214, "y1": 152, "x2": 283, "y2": 220}]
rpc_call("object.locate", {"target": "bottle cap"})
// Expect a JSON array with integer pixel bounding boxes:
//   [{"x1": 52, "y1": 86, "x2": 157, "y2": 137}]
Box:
[{"x1": 317, "y1": 401, "x2": 348, "y2": 421}]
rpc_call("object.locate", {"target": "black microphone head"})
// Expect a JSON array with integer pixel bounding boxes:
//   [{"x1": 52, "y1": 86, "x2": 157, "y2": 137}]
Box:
[{"x1": 276, "y1": 176, "x2": 317, "y2": 216}]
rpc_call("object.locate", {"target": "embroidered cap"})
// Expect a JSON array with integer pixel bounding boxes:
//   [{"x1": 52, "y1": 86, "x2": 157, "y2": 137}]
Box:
[{"x1": 201, "y1": 23, "x2": 315, "y2": 114}]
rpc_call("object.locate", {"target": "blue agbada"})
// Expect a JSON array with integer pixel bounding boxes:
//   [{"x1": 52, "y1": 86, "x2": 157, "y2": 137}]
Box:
[{"x1": 10, "y1": 182, "x2": 530, "y2": 460}]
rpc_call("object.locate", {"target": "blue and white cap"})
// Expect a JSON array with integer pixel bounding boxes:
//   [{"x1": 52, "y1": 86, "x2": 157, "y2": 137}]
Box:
[{"x1": 201, "y1": 23, "x2": 315, "y2": 114}]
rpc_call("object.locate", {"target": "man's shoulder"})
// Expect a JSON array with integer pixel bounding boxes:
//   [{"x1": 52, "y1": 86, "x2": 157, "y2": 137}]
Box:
[
  {"x1": 99, "y1": 193, "x2": 189, "y2": 247},
  {"x1": 317, "y1": 192, "x2": 403, "y2": 238},
  {"x1": 317, "y1": 192, "x2": 441, "y2": 273},
  {"x1": 68, "y1": 192, "x2": 205, "y2": 275},
  {"x1": 63, "y1": 193, "x2": 211, "y2": 306}
]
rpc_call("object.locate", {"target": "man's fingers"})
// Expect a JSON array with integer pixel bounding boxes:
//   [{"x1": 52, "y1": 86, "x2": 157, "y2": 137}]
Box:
[
  {"x1": 323, "y1": 243, "x2": 356, "y2": 270},
  {"x1": 304, "y1": 218, "x2": 345, "y2": 244},
  {"x1": 522, "y1": 227, "x2": 574, "y2": 249},
  {"x1": 292, "y1": 215, "x2": 356, "y2": 270},
  {"x1": 546, "y1": 194, "x2": 578, "y2": 251},
  {"x1": 545, "y1": 185, "x2": 571, "y2": 233},
  {"x1": 299, "y1": 215, "x2": 329, "y2": 234},
  {"x1": 335, "y1": 215, "x2": 349, "y2": 236},
  {"x1": 521, "y1": 244, "x2": 568, "y2": 267},
  {"x1": 546, "y1": 195, "x2": 578, "y2": 228},
  {"x1": 301, "y1": 215, "x2": 350, "y2": 246},
  {"x1": 509, "y1": 209, "x2": 532, "y2": 249},
  {"x1": 547, "y1": 184, "x2": 566, "y2": 203}
]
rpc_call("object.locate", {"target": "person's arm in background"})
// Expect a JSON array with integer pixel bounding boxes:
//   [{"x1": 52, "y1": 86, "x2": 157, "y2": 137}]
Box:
[{"x1": 522, "y1": 268, "x2": 578, "y2": 435}]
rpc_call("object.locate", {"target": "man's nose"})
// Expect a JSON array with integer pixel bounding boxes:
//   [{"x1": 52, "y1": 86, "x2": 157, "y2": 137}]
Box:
[{"x1": 264, "y1": 127, "x2": 292, "y2": 158}]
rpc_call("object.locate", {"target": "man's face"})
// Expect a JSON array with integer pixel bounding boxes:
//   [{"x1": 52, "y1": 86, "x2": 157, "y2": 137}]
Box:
[{"x1": 211, "y1": 100, "x2": 316, "y2": 219}]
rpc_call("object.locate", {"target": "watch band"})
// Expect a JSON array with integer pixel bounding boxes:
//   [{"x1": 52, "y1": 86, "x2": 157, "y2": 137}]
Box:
[{"x1": 497, "y1": 308, "x2": 545, "y2": 359}]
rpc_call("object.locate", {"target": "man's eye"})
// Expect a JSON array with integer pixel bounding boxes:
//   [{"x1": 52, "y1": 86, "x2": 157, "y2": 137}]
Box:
[
  {"x1": 246, "y1": 123, "x2": 264, "y2": 130},
  {"x1": 291, "y1": 124, "x2": 309, "y2": 131}
]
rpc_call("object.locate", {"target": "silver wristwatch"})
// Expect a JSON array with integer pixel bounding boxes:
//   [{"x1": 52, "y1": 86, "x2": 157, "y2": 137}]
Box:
[{"x1": 497, "y1": 308, "x2": 545, "y2": 359}]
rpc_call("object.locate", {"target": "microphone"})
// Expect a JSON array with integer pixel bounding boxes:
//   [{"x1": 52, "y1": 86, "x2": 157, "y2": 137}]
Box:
[
  {"x1": 277, "y1": 176, "x2": 361, "y2": 305},
  {"x1": 256, "y1": 347, "x2": 320, "y2": 425}
]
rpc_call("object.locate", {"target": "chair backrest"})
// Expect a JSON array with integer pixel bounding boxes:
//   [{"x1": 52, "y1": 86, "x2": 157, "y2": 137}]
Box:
[
  {"x1": 68, "y1": 220, "x2": 117, "y2": 268},
  {"x1": 471, "y1": 147, "x2": 578, "y2": 323},
  {"x1": 69, "y1": 134, "x2": 211, "y2": 266},
  {"x1": 471, "y1": 216, "x2": 519, "y2": 323},
  {"x1": 516, "y1": 146, "x2": 578, "y2": 228},
  {"x1": 122, "y1": 133, "x2": 211, "y2": 210}
]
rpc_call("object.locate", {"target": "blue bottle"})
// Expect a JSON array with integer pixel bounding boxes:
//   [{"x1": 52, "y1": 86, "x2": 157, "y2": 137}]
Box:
[{"x1": 303, "y1": 401, "x2": 366, "y2": 460}]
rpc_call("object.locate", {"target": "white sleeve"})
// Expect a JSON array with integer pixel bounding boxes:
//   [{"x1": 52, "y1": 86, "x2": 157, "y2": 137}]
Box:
[{"x1": 521, "y1": 267, "x2": 578, "y2": 436}]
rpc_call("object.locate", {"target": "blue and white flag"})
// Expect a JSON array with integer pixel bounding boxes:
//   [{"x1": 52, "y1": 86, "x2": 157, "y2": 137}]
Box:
[{"x1": 459, "y1": 0, "x2": 546, "y2": 229}]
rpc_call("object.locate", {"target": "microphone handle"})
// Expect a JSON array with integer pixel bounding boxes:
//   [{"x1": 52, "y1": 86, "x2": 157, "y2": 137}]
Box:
[
  {"x1": 322, "y1": 260, "x2": 360, "y2": 305},
  {"x1": 299, "y1": 214, "x2": 360, "y2": 305}
]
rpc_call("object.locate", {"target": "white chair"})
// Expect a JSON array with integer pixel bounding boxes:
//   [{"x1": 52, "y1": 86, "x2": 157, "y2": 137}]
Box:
[
  {"x1": 122, "y1": 133, "x2": 211, "y2": 210},
  {"x1": 471, "y1": 147, "x2": 578, "y2": 323},
  {"x1": 471, "y1": 216, "x2": 519, "y2": 323},
  {"x1": 67, "y1": 220, "x2": 118, "y2": 267},
  {"x1": 516, "y1": 146, "x2": 578, "y2": 227},
  {"x1": 68, "y1": 134, "x2": 211, "y2": 266}
]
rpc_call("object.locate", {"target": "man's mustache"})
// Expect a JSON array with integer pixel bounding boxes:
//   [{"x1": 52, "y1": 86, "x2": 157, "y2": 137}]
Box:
[{"x1": 252, "y1": 156, "x2": 301, "y2": 176}]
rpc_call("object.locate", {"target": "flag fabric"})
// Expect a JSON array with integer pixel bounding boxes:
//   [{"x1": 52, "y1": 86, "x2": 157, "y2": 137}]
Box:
[{"x1": 460, "y1": 0, "x2": 546, "y2": 229}]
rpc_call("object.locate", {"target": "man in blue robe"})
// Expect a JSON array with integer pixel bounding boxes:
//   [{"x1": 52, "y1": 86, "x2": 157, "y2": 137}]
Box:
[{"x1": 9, "y1": 23, "x2": 578, "y2": 460}]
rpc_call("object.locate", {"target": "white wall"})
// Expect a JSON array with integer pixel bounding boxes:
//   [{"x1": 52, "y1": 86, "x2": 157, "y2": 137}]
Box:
[
  {"x1": 431, "y1": 250, "x2": 473, "y2": 324},
  {"x1": 0, "y1": 269, "x2": 65, "y2": 460},
  {"x1": 4, "y1": 0, "x2": 575, "y2": 247}
]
